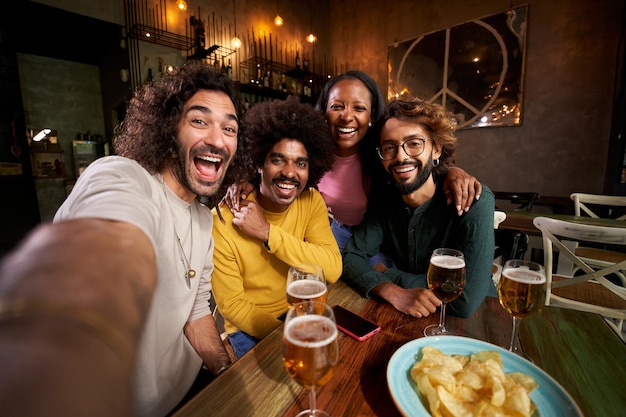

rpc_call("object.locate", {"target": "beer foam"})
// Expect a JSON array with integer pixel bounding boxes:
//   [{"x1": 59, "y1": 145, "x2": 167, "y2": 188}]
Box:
[
  {"x1": 430, "y1": 254, "x2": 466, "y2": 269},
  {"x1": 284, "y1": 315, "x2": 337, "y2": 347},
  {"x1": 502, "y1": 267, "x2": 546, "y2": 284},
  {"x1": 287, "y1": 279, "x2": 326, "y2": 298}
]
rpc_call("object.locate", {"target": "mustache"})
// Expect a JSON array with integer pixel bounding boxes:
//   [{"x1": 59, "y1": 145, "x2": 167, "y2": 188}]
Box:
[
  {"x1": 272, "y1": 175, "x2": 301, "y2": 188},
  {"x1": 389, "y1": 161, "x2": 421, "y2": 170},
  {"x1": 192, "y1": 145, "x2": 230, "y2": 161}
]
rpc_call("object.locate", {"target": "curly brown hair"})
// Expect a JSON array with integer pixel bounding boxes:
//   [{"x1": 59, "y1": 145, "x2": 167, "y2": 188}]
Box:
[
  {"x1": 377, "y1": 96, "x2": 457, "y2": 181},
  {"x1": 112, "y1": 63, "x2": 248, "y2": 191},
  {"x1": 240, "y1": 95, "x2": 335, "y2": 188}
]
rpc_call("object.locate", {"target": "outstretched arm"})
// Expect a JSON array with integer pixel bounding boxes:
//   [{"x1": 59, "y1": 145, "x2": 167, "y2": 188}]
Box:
[
  {"x1": 443, "y1": 166, "x2": 482, "y2": 215},
  {"x1": 0, "y1": 219, "x2": 156, "y2": 417}
]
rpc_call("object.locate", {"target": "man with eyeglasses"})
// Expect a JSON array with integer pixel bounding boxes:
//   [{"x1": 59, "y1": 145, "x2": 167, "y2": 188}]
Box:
[{"x1": 341, "y1": 97, "x2": 495, "y2": 319}]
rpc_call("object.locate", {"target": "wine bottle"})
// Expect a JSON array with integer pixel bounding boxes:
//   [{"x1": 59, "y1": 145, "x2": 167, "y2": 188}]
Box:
[
  {"x1": 227, "y1": 59, "x2": 233, "y2": 78},
  {"x1": 295, "y1": 50, "x2": 301, "y2": 69},
  {"x1": 263, "y1": 70, "x2": 270, "y2": 88}
]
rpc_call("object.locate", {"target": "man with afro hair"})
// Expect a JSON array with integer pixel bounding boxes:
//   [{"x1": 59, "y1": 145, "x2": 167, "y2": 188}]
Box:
[{"x1": 211, "y1": 95, "x2": 342, "y2": 358}]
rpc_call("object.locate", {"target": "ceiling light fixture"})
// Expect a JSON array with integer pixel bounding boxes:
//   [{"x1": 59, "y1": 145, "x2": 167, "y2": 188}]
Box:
[{"x1": 33, "y1": 129, "x2": 52, "y2": 142}]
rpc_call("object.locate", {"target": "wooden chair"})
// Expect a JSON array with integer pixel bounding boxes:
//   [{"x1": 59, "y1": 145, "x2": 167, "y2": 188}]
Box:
[
  {"x1": 533, "y1": 216, "x2": 626, "y2": 340},
  {"x1": 494, "y1": 210, "x2": 506, "y2": 229},
  {"x1": 494, "y1": 229, "x2": 529, "y2": 262},
  {"x1": 493, "y1": 191, "x2": 539, "y2": 212},
  {"x1": 494, "y1": 209, "x2": 528, "y2": 263},
  {"x1": 492, "y1": 211, "x2": 530, "y2": 286},
  {"x1": 492, "y1": 211, "x2": 506, "y2": 286},
  {"x1": 570, "y1": 193, "x2": 626, "y2": 279},
  {"x1": 570, "y1": 192, "x2": 626, "y2": 220}
]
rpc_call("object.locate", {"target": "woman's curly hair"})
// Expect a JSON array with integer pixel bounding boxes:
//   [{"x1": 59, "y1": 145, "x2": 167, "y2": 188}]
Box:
[
  {"x1": 239, "y1": 95, "x2": 335, "y2": 188},
  {"x1": 112, "y1": 63, "x2": 248, "y2": 190},
  {"x1": 376, "y1": 96, "x2": 457, "y2": 181}
]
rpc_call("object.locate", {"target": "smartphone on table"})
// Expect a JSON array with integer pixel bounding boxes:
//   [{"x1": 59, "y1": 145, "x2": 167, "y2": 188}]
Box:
[{"x1": 332, "y1": 305, "x2": 380, "y2": 342}]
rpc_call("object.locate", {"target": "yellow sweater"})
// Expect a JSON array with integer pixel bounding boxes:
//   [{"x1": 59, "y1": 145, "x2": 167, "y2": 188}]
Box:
[{"x1": 211, "y1": 188, "x2": 342, "y2": 338}]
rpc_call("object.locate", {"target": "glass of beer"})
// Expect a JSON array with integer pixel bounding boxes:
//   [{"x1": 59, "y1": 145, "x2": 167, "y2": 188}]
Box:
[
  {"x1": 497, "y1": 259, "x2": 547, "y2": 357},
  {"x1": 423, "y1": 248, "x2": 466, "y2": 337},
  {"x1": 283, "y1": 301, "x2": 339, "y2": 417},
  {"x1": 286, "y1": 264, "x2": 327, "y2": 307}
]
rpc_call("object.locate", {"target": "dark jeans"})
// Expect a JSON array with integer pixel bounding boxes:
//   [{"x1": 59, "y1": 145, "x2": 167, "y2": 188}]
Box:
[{"x1": 228, "y1": 312, "x2": 287, "y2": 358}]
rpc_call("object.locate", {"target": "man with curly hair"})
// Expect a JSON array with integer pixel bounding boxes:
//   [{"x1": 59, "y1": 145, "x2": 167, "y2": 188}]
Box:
[
  {"x1": 211, "y1": 95, "x2": 342, "y2": 358},
  {"x1": 54, "y1": 64, "x2": 246, "y2": 417},
  {"x1": 342, "y1": 97, "x2": 495, "y2": 319}
]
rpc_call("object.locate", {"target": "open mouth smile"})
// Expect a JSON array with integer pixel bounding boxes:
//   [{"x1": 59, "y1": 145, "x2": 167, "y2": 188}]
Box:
[
  {"x1": 194, "y1": 154, "x2": 223, "y2": 181},
  {"x1": 336, "y1": 126, "x2": 358, "y2": 135}
]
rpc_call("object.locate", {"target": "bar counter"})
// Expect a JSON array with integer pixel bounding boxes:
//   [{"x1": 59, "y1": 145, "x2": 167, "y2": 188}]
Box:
[{"x1": 173, "y1": 280, "x2": 626, "y2": 417}]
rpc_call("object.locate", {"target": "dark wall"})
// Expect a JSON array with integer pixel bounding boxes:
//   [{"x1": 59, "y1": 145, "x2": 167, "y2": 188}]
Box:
[
  {"x1": 0, "y1": 1, "x2": 131, "y2": 256},
  {"x1": 330, "y1": 0, "x2": 625, "y2": 198},
  {"x1": 0, "y1": 15, "x2": 40, "y2": 256}
]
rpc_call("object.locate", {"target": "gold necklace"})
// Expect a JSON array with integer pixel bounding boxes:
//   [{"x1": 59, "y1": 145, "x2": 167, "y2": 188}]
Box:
[{"x1": 161, "y1": 176, "x2": 196, "y2": 288}]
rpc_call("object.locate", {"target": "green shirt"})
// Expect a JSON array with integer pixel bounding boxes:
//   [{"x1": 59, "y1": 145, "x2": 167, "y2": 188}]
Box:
[{"x1": 342, "y1": 183, "x2": 495, "y2": 318}]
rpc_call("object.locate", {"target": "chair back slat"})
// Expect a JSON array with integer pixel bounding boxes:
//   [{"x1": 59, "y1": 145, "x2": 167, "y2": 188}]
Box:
[
  {"x1": 571, "y1": 193, "x2": 626, "y2": 220},
  {"x1": 533, "y1": 216, "x2": 626, "y2": 340},
  {"x1": 494, "y1": 211, "x2": 506, "y2": 229}
]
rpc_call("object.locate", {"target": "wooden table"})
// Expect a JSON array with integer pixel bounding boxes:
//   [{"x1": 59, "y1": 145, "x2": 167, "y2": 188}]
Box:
[
  {"x1": 500, "y1": 210, "x2": 626, "y2": 235},
  {"x1": 173, "y1": 280, "x2": 626, "y2": 417}
]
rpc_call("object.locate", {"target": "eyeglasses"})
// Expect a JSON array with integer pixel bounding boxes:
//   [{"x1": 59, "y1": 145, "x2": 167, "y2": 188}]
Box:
[{"x1": 376, "y1": 138, "x2": 426, "y2": 160}]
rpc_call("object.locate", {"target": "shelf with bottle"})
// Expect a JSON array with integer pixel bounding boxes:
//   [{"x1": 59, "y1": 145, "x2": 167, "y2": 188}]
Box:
[{"x1": 239, "y1": 56, "x2": 325, "y2": 104}]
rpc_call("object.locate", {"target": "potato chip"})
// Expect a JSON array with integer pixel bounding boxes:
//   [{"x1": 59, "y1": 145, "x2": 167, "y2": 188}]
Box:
[{"x1": 410, "y1": 347, "x2": 538, "y2": 417}]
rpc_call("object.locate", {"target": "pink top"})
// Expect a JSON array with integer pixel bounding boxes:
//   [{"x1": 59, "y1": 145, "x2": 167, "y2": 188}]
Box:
[{"x1": 318, "y1": 153, "x2": 368, "y2": 226}]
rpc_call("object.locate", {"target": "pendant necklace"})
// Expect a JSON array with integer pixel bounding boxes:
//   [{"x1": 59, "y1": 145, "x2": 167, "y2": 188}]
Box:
[{"x1": 161, "y1": 175, "x2": 196, "y2": 288}]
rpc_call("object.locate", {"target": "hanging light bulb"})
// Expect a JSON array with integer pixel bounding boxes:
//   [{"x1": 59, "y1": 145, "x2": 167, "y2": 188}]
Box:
[
  {"x1": 231, "y1": 0, "x2": 241, "y2": 49},
  {"x1": 274, "y1": 0, "x2": 283, "y2": 27},
  {"x1": 176, "y1": 0, "x2": 187, "y2": 11},
  {"x1": 305, "y1": 0, "x2": 316, "y2": 44}
]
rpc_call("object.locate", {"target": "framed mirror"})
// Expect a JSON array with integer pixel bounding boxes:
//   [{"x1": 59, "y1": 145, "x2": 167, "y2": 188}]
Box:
[{"x1": 387, "y1": 5, "x2": 528, "y2": 129}]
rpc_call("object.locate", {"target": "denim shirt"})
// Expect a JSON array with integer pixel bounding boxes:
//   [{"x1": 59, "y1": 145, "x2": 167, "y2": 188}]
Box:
[{"x1": 342, "y1": 182, "x2": 495, "y2": 318}]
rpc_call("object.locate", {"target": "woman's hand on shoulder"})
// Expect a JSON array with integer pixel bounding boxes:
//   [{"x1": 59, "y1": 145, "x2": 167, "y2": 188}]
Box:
[{"x1": 443, "y1": 167, "x2": 482, "y2": 216}]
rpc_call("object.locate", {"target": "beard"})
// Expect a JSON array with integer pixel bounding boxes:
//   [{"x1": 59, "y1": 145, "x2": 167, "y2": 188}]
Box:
[
  {"x1": 392, "y1": 154, "x2": 434, "y2": 195},
  {"x1": 171, "y1": 140, "x2": 231, "y2": 198}
]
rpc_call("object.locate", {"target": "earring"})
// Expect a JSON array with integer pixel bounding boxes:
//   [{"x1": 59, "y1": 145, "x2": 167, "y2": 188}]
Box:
[
  {"x1": 368, "y1": 122, "x2": 372, "y2": 127},
  {"x1": 433, "y1": 158, "x2": 440, "y2": 167}
]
